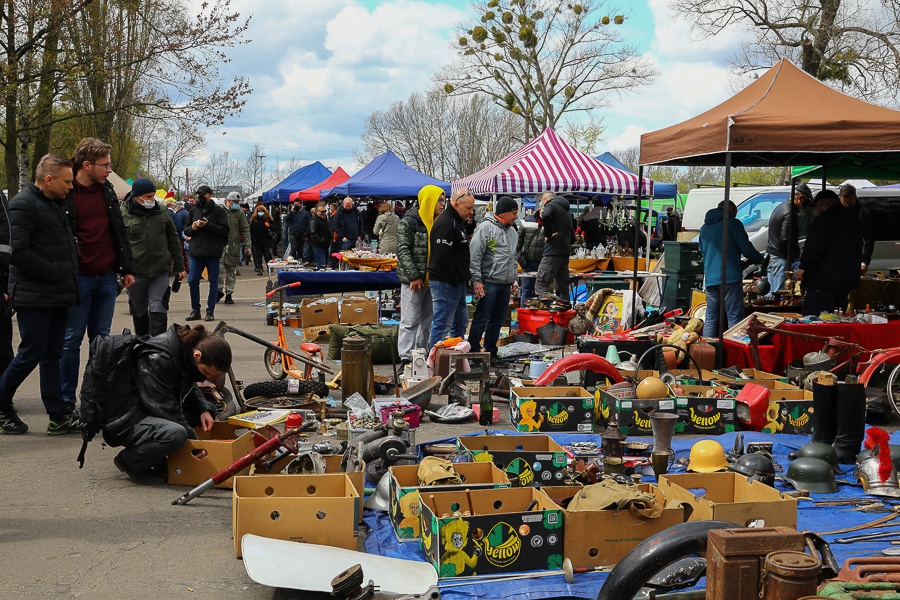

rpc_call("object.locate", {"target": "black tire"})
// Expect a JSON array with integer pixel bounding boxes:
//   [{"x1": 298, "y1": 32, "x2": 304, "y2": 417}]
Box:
[
  {"x1": 243, "y1": 379, "x2": 329, "y2": 399},
  {"x1": 209, "y1": 388, "x2": 240, "y2": 421},
  {"x1": 264, "y1": 348, "x2": 288, "y2": 380},
  {"x1": 244, "y1": 395, "x2": 319, "y2": 410}
]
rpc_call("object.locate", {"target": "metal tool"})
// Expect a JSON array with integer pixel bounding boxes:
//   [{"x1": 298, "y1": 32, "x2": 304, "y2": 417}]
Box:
[
  {"x1": 172, "y1": 427, "x2": 302, "y2": 505},
  {"x1": 834, "y1": 530, "x2": 900, "y2": 544},
  {"x1": 819, "y1": 508, "x2": 900, "y2": 535}
]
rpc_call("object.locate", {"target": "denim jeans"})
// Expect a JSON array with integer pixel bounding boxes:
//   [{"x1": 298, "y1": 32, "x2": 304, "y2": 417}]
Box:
[
  {"x1": 703, "y1": 282, "x2": 745, "y2": 338},
  {"x1": 3, "y1": 306, "x2": 70, "y2": 420},
  {"x1": 312, "y1": 246, "x2": 328, "y2": 269},
  {"x1": 429, "y1": 280, "x2": 469, "y2": 348},
  {"x1": 61, "y1": 272, "x2": 118, "y2": 404},
  {"x1": 767, "y1": 255, "x2": 800, "y2": 296},
  {"x1": 188, "y1": 255, "x2": 221, "y2": 314},
  {"x1": 468, "y1": 282, "x2": 512, "y2": 355}
]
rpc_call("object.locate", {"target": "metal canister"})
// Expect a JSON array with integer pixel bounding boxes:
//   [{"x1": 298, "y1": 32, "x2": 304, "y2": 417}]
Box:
[
  {"x1": 341, "y1": 336, "x2": 372, "y2": 403},
  {"x1": 762, "y1": 551, "x2": 821, "y2": 600}
]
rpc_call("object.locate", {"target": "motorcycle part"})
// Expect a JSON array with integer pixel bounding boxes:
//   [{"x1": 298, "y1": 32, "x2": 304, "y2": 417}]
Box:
[
  {"x1": 242, "y1": 379, "x2": 329, "y2": 400},
  {"x1": 532, "y1": 353, "x2": 624, "y2": 386}
]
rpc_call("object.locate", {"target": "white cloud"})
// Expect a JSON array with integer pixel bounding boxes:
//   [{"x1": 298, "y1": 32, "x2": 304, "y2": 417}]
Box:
[{"x1": 607, "y1": 125, "x2": 647, "y2": 151}]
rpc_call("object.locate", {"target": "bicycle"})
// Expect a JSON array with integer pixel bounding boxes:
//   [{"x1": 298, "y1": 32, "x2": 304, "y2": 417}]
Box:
[{"x1": 262, "y1": 281, "x2": 329, "y2": 382}]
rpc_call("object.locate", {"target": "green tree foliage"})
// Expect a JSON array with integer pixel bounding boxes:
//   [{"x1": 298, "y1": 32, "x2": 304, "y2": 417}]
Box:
[{"x1": 438, "y1": 0, "x2": 656, "y2": 140}]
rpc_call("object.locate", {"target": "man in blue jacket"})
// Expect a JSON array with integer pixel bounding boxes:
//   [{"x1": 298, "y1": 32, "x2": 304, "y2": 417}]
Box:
[{"x1": 699, "y1": 200, "x2": 763, "y2": 337}]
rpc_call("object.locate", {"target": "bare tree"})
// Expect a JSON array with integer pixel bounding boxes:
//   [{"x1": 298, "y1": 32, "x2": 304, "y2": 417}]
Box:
[
  {"x1": 239, "y1": 144, "x2": 268, "y2": 195},
  {"x1": 669, "y1": 0, "x2": 900, "y2": 103},
  {"x1": 438, "y1": 0, "x2": 656, "y2": 139},
  {"x1": 357, "y1": 90, "x2": 522, "y2": 181},
  {"x1": 133, "y1": 115, "x2": 205, "y2": 192},
  {"x1": 195, "y1": 151, "x2": 243, "y2": 196}
]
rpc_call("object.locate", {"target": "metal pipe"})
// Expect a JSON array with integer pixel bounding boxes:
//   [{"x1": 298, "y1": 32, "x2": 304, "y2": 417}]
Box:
[{"x1": 212, "y1": 321, "x2": 334, "y2": 374}]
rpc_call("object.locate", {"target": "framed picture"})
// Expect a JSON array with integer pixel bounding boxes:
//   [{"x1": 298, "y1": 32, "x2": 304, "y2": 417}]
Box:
[
  {"x1": 723, "y1": 312, "x2": 785, "y2": 345},
  {"x1": 594, "y1": 294, "x2": 624, "y2": 334}
]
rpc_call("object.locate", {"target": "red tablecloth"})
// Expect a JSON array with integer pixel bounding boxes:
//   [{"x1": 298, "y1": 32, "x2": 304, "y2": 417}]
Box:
[{"x1": 723, "y1": 321, "x2": 900, "y2": 375}]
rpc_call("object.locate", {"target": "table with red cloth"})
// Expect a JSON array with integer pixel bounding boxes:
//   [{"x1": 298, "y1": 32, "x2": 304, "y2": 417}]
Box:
[{"x1": 723, "y1": 320, "x2": 900, "y2": 375}]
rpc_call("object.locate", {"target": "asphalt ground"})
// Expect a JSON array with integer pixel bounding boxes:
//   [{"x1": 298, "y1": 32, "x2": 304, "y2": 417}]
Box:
[{"x1": 0, "y1": 270, "x2": 500, "y2": 600}]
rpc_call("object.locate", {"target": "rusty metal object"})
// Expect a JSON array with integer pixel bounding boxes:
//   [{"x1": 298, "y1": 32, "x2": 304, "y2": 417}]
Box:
[
  {"x1": 817, "y1": 580, "x2": 900, "y2": 598},
  {"x1": 761, "y1": 551, "x2": 820, "y2": 599},
  {"x1": 820, "y1": 509, "x2": 900, "y2": 536},
  {"x1": 839, "y1": 557, "x2": 900, "y2": 582},
  {"x1": 706, "y1": 527, "x2": 806, "y2": 600}
]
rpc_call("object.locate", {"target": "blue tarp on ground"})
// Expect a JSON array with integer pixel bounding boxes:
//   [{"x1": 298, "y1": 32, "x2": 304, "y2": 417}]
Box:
[
  {"x1": 261, "y1": 161, "x2": 332, "y2": 203},
  {"x1": 596, "y1": 152, "x2": 678, "y2": 199},
  {"x1": 363, "y1": 430, "x2": 894, "y2": 600},
  {"x1": 321, "y1": 150, "x2": 451, "y2": 198}
]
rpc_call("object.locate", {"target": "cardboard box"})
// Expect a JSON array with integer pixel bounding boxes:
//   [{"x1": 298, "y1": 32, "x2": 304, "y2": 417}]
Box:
[
  {"x1": 167, "y1": 422, "x2": 256, "y2": 489},
  {"x1": 541, "y1": 484, "x2": 691, "y2": 568},
  {"x1": 673, "y1": 386, "x2": 737, "y2": 435},
  {"x1": 598, "y1": 393, "x2": 678, "y2": 436},
  {"x1": 760, "y1": 399, "x2": 814, "y2": 434},
  {"x1": 340, "y1": 298, "x2": 378, "y2": 325},
  {"x1": 419, "y1": 487, "x2": 563, "y2": 578},
  {"x1": 232, "y1": 473, "x2": 359, "y2": 557},
  {"x1": 457, "y1": 435, "x2": 568, "y2": 487},
  {"x1": 510, "y1": 386, "x2": 595, "y2": 433},
  {"x1": 300, "y1": 298, "x2": 339, "y2": 341},
  {"x1": 389, "y1": 462, "x2": 511, "y2": 541},
  {"x1": 658, "y1": 472, "x2": 797, "y2": 529},
  {"x1": 249, "y1": 454, "x2": 365, "y2": 524}
]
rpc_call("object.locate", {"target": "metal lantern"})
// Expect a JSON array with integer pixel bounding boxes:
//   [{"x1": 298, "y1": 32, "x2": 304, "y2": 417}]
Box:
[{"x1": 601, "y1": 419, "x2": 627, "y2": 460}]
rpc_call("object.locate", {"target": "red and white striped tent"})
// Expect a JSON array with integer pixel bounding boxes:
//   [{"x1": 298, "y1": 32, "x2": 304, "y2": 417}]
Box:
[{"x1": 452, "y1": 128, "x2": 654, "y2": 196}]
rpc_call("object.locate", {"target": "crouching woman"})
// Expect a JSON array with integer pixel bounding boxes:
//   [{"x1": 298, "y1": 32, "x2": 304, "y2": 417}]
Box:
[{"x1": 112, "y1": 324, "x2": 231, "y2": 484}]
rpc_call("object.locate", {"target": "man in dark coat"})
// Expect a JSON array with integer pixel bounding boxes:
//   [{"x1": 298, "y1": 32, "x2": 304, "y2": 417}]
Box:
[
  {"x1": 334, "y1": 197, "x2": 364, "y2": 250},
  {"x1": 0, "y1": 155, "x2": 80, "y2": 435},
  {"x1": 797, "y1": 190, "x2": 862, "y2": 315},
  {"x1": 428, "y1": 189, "x2": 475, "y2": 347},
  {"x1": 283, "y1": 198, "x2": 310, "y2": 261},
  {"x1": 765, "y1": 182, "x2": 812, "y2": 295},
  {"x1": 530, "y1": 191, "x2": 574, "y2": 309},
  {"x1": 183, "y1": 185, "x2": 229, "y2": 322},
  {"x1": 839, "y1": 183, "x2": 875, "y2": 275}
]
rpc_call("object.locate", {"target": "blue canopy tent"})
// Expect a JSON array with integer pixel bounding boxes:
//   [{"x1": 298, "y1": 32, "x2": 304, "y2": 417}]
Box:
[
  {"x1": 596, "y1": 152, "x2": 678, "y2": 199},
  {"x1": 261, "y1": 161, "x2": 332, "y2": 203},
  {"x1": 321, "y1": 150, "x2": 451, "y2": 198}
]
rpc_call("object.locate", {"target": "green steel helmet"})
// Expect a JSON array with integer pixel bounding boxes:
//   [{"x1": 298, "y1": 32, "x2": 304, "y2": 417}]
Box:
[
  {"x1": 784, "y1": 457, "x2": 839, "y2": 494},
  {"x1": 794, "y1": 442, "x2": 842, "y2": 474},
  {"x1": 728, "y1": 453, "x2": 776, "y2": 487}
]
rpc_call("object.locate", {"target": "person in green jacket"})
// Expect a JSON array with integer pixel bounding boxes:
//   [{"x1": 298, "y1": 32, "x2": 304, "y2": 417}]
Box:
[
  {"x1": 218, "y1": 192, "x2": 252, "y2": 304},
  {"x1": 122, "y1": 178, "x2": 185, "y2": 336},
  {"x1": 373, "y1": 202, "x2": 400, "y2": 254}
]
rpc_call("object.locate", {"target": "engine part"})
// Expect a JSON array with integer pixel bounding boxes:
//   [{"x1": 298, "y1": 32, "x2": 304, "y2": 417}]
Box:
[{"x1": 284, "y1": 451, "x2": 327, "y2": 475}]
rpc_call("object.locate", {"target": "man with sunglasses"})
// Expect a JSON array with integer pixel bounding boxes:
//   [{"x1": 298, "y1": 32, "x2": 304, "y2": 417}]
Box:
[{"x1": 60, "y1": 138, "x2": 136, "y2": 423}]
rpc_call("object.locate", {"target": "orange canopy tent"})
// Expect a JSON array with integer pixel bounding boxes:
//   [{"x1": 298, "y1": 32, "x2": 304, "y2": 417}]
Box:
[{"x1": 289, "y1": 167, "x2": 350, "y2": 202}]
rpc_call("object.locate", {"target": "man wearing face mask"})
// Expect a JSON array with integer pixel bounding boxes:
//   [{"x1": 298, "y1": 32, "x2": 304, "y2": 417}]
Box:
[
  {"x1": 122, "y1": 178, "x2": 185, "y2": 336},
  {"x1": 468, "y1": 196, "x2": 518, "y2": 365},
  {"x1": 765, "y1": 182, "x2": 812, "y2": 296},
  {"x1": 183, "y1": 185, "x2": 229, "y2": 322},
  {"x1": 217, "y1": 192, "x2": 251, "y2": 305}
]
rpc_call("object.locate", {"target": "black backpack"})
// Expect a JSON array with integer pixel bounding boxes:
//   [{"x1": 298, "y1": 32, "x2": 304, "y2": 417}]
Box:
[{"x1": 77, "y1": 330, "x2": 147, "y2": 468}]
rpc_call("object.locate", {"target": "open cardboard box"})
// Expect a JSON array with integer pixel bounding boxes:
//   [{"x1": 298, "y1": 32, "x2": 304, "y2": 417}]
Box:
[
  {"x1": 340, "y1": 298, "x2": 379, "y2": 325},
  {"x1": 232, "y1": 473, "x2": 359, "y2": 558},
  {"x1": 541, "y1": 484, "x2": 691, "y2": 568},
  {"x1": 419, "y1": 487, "x2": 563, "y2": 578},
  {"x1": 457, "y1": 435, "x2": 568, "y2": 487},
  {"x1": 389, "y1": 462, "x2": 510, "y2": 541},
  {"x1": 167, "y1": 422, "x2": 255, "y2": 489},
  {"x1": 510, "y1": 386, "x2": 594, "y2": 433},
  {"x1": 658, "y1": 472, "x2": 797, "y2": 528},
  {"x1": 300, "y1": 298, "x2": 339, "y2": 341}
]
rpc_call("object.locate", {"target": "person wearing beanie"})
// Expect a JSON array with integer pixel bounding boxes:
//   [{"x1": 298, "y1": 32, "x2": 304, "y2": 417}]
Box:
[
  {"x1": 217, "y1": 192, "x2": 251, "y2": 305},
  {"x1": 122, "y1": 178, "x2": 185, "y2": 337},
  {"x1": 60, "y1": 138, "x2": 136, "y2": 423},
  {"x1": 183, "y1": 185, "x2": 229, "y2": 321},
  {"x1": 469, "y1": 196, "x2": 518, "y2": 365}
]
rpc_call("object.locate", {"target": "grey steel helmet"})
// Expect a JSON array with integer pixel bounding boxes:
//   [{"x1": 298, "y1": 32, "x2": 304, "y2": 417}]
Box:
[
  {"x1": 855, "y1": 451, "x2": 900, "y2": 498},
  {"x1": 794, "y1": 442, "x2": 842, "y2": 475},
  {"x1": 784, "y1": 457, "x2": 839, "y2": 494},
  {"x1": 803, "y1": 351, "x2": 834, "y2": 370},
  {"x1": 728, "y1": 453, "x2": 776, "y2": 487},
  {"x1": 364, "y1": 472, "x2": 391, "y2": 511}
]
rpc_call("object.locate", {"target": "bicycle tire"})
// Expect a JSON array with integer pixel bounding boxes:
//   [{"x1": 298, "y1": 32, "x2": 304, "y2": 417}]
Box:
[
  {"x1": 263, "y1": 348, "x2": 288, "y2": 380},
  {"x1": 244, "y1": 395, "x2": 321, "y2": 410},
  {"x1": 243, "y1": 379, "x2": 329, "y2": 399},
  {"x1": 887, "y1": 363, "x2": 900, "y2": 418}
]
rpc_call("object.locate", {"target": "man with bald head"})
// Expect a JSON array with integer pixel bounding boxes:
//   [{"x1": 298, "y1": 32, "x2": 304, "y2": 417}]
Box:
[
  {"x1": 335, "y1": 197, "x2": 364, "y2": 250},
  {"x1": 428, "y1": 188, "x2": 475, "y2": 347}
]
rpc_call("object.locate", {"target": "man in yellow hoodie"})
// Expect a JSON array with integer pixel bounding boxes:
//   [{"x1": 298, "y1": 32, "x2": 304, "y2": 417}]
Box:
[{"x1": 396, "y1": 185, "x2": 445, "y2": 364}]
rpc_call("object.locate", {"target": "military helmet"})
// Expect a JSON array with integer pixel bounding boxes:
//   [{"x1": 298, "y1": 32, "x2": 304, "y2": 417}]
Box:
[
  {"x1": 688, "y1": 440, "x2": 728, "y2": 473},
  {"x1": 794, "y1": 442, "x2": 841, "y2": 474},
  {"x1": 784, "y1": 457, "x2": 839, "y2": 494},
  {"x1": 728, "y1": 453, "x2": 776, "y2": 487}
]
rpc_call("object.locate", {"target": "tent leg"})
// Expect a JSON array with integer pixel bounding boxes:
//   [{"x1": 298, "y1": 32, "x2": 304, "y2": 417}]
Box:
[
  {"x1": 718, "y1": 154, "x2": 732, "y2": 345},
  {"x1": 633, "y1": 168, "x2": 644, "y2": 327}
]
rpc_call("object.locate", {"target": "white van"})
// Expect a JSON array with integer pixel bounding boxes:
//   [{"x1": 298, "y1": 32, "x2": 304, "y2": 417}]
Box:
[{"x1": 681, "y1": 185, "x2": 787, "y2": 237}]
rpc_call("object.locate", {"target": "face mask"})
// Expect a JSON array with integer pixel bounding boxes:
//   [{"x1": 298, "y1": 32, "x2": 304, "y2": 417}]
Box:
[
  {"x1": 230, "y1": 203, "x2": 241, "y2": 211},
  {"x1": 197, "y1": 196, "x2": 208, "y2": 206},
  {"x1": 257, "y1": 211, "x2": 265, "y2": 216},
  {"x1": 141, "y1": 199, "x2": 156, "y2": 209}
]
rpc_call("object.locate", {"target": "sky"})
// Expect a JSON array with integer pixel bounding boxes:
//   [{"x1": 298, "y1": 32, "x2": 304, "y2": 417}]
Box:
[{"x1": 206, "y1": 0, "x2": 751, "y2": 182}]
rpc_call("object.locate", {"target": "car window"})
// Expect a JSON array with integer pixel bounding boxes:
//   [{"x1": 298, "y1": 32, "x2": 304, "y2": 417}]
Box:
[{"x1": 735, "y1": 192, "x2": 789, "y2": 234}]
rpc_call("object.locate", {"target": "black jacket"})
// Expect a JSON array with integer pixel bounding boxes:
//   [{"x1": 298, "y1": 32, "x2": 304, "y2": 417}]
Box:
[
  {"x1": 427, "y1": 203, "x2": 470, "y2": 285},
  {"x1": 66, "y1": 180, "x2": 137, "y2": 276},
  {"x1": 0, "y1": 190, "x2": 10, "y2": 295},
  {"x1": 765, "y1": 199, "x2": 800, "y2": 260},
  {"x1": 799, "y1": 203, "x2": 862, "y2": 292},
  {"x1": 334, "y1": 205, "x2": 363, "y2": 241},
  {"x1": 8, "y1": 183, "x2": 79, "y2": 308},
  {"x1": 284, "y1": 207, "x2": 310, "y2": 236},
  {"x1": 183, "y1": 200, "x2": 229, "y2": 258},
  {"x1": 309, "y1": 212, "x2": 332, "y2": 248},
  {"x1": 849, "y1": 203, "x2": 875, "y2": 266},
  {"x1": 541, "y1": 196, "x2": 574, "y2": 257},
  {"x1": 132, "y1": 325, "x2": 217, "y2": 435}
]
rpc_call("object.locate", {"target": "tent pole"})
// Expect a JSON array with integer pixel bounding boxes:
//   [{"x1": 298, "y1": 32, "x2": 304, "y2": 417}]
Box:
[
  {"x1": 633, "y1": 168, "x2": 644, "y2": 326},
  {"x1": 718, "y1": 154, "x2": 732, "y2": 346}
]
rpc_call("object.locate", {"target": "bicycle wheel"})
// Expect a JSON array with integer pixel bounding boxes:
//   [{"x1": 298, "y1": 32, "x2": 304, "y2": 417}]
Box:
[
  {"x1": 244, "y1": 395, "x2": 320, "y2": 410},
  {"x1": 243, "y1": 378, "x2": 329, "y2": 400},
  {"x1": 887, "y1": 363, "x2": 900, "y2": 418},
  {"x1": 264, "y1": 348, "x2": 288, "y2": 380}
]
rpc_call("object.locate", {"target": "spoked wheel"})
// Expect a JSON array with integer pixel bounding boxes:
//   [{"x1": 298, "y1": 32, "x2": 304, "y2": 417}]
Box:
[
  {"x1": 887, "y1": 363, "x2": 900, "y2": 418},
  {"x1": 243, "y1": 378, "x2": 329, "y2": 399},
  {"x1": 264, "y1": 348, "x2": 288, "y2": 380},
  {"x1": 244, "y1": 395, "x2": 321, "y2": 411}
]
